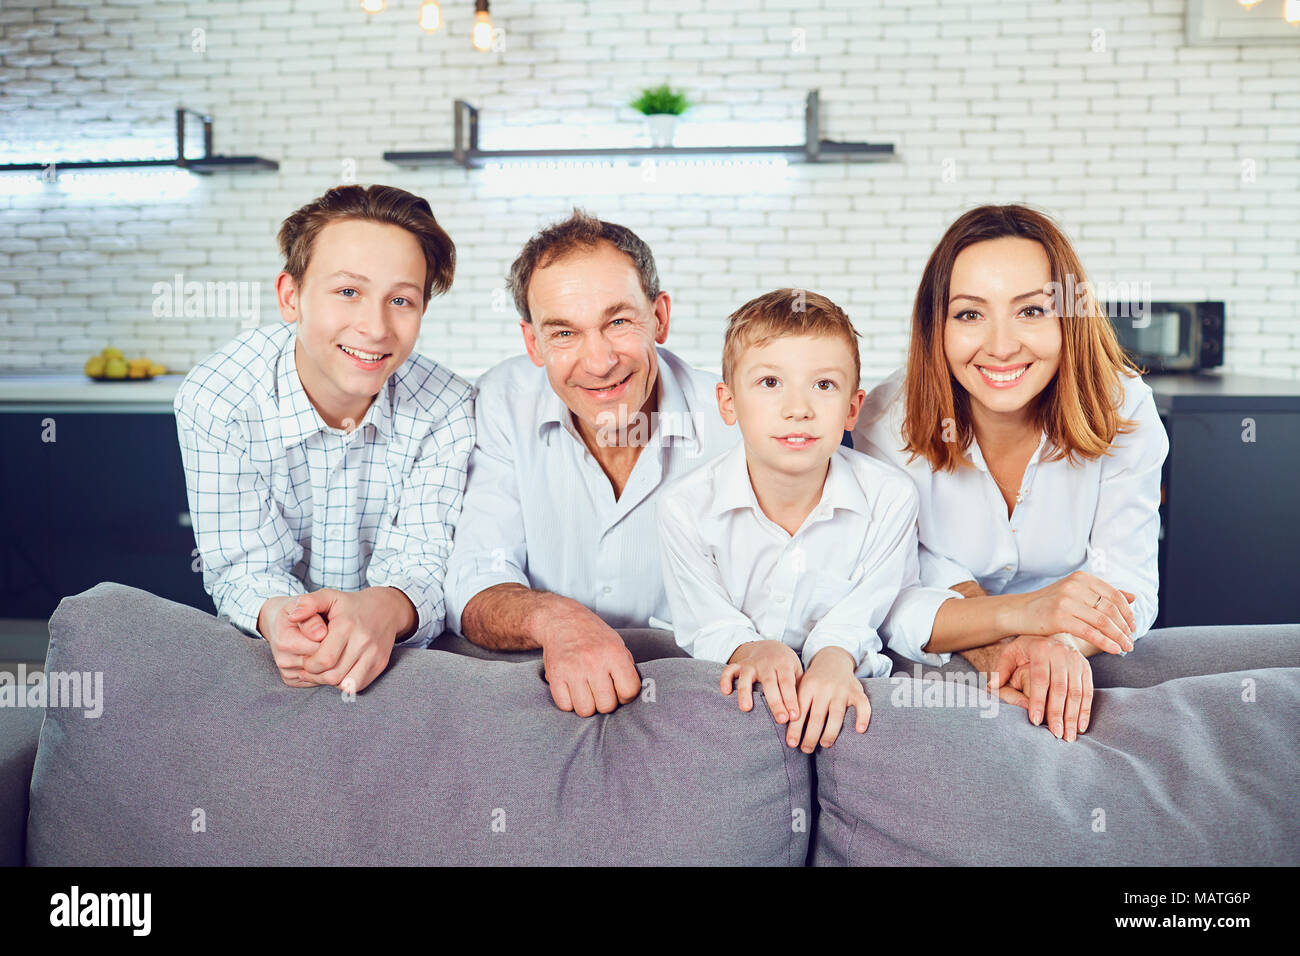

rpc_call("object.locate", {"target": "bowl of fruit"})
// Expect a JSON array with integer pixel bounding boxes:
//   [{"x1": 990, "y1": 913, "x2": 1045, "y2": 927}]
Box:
[{"x1": 84, "y1": 347, "x2": 167, "y2": 381}]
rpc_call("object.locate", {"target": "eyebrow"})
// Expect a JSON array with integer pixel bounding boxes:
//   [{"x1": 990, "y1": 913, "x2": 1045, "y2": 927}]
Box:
[
  {"x1": 949, "y1": 289, "x2": 1047, "y2": 307},
  {"x1": 327, "y1": 270, "x2": 422, "y2": 294},
  {"x1": 750, "y1": 364, "x2": 846, "y2": 376},
  {"x1": 537, "y1": 301, "x2": 640, "y2": 330}
]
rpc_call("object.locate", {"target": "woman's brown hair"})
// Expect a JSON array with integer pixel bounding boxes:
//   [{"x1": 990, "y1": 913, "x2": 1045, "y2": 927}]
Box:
[
  {"x1": 903, "y1": 204, "x2": 1141, "y2": 472},
  {"x1": 277, "y1": 184, "x2": 455, "y2": 307}
]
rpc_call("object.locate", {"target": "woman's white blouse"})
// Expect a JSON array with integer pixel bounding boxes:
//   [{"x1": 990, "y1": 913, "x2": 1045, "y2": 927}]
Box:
[{"x1": 854, "y1": 368, "x2": 1170, "y2": 665}]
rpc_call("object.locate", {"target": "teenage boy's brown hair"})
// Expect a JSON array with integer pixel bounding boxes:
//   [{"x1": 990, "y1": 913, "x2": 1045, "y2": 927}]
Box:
[
  {"x1": 722, "y1": 288, "x2": 862, "y2": 386},
  {"x1": 277, "y1": 184, "x2": 456, "y2": 307}
]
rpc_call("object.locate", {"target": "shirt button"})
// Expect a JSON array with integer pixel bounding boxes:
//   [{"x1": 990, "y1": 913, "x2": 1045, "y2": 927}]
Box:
[
  {"x1": 774, "y1": 593, "x2": 788, "y2": 605},
  {"x1": 602, "y1": 586, "x2": 612, "y2": 595},
  {"x1": 328, "y1": 527, "x2": 342, "y2": 540}
]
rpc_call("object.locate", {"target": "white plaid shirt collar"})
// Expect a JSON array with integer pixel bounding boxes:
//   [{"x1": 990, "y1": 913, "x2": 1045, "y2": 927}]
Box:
[{"x1": 275, "y1": 329, "x2": 394, "y2": 447}]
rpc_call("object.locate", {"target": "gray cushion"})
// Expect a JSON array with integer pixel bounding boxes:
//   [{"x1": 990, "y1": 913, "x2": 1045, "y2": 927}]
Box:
[
  {"x1": 1089, "y1": 623, "x2": 1300, "y2": 687},
  {"x1": 0, "y1": 702, "x2": 44, "y2": 867},
  {"x1": 28, "y1": 583, "x2": 810, "y2": 866},
  {"x1": 430, "y1": 628, "x2": 688, "y2": 664},
  {"x1": 813, "y1": 666, "x2": 1300, "y2": 865},
  {"x1": 884, "y1": 622, "x2": 1300, "y2": 687}
]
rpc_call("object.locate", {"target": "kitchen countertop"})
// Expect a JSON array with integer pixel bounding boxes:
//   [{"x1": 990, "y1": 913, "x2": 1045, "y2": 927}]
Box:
[
  {"x1": 1147, "y1": 372, "x2": 1300, "y2": 412},
  {"x1": 3, "y1": 369, "x2": 1297, "y2": 411},
  {"x1": 0, "y1": 373, "x2": 187, "y2": 408}
]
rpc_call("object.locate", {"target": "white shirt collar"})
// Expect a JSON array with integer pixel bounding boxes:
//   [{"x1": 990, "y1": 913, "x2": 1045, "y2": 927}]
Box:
[
  {"x1": 708, "y1": 444, "x2": 870, "y2": 523},
  {"x1": 535, "y1": 346, "x2": 700, "y2": 450}
]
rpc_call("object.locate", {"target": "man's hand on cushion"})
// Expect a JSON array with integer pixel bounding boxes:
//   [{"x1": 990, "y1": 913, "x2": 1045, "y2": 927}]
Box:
[{"x1": 535, "y1": 596, "x2": 642, "y2": 717}]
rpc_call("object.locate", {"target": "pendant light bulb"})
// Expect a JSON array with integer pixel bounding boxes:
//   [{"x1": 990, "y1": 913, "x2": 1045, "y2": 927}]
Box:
[
  {"x1": 419, "y1": 1, "x2": 443, "y2": 32},
  {"x1": 360, "y1": 0, "x2": 386, "y2": 14},
  {"x1": 1286, "y1": 0, "x2": 1300, "y2": 24},
  {"x1": 472, "y1": 1, "x2": 494, "y2": 51}
]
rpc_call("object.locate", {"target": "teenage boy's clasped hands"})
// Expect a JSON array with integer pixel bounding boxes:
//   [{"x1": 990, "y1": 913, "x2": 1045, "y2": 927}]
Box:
[{"x1": 261, "y1": 588, "x2": 416, "y2": 691}]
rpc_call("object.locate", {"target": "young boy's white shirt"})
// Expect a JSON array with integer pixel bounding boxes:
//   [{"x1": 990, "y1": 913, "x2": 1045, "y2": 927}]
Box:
[
  {"x1": 656, "y1": 442, "x2": 928, "y2": 678},
  {"x1": 173, "y1": 323, "x2": 475, "y2": 647}
]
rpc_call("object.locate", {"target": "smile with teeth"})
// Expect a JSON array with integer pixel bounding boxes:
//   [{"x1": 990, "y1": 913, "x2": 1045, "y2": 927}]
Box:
[
  {"x1": 583, "y1": 372, "x2": 632, "y2": 393},
  {"x1": 776, "y1": 434, "x2": 817, "y2": 448},
  {"x1": 340, "y1": 344, "x2": 388, "y2": 363},
  {"x1": 976, "y1": 364, "x2": 1030, "y2": 383}
]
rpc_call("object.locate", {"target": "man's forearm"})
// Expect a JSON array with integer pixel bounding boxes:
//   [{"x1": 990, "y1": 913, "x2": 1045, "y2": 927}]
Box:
[
  {"x1": 957, "y1": 639, "x2": 1013, "y2": 678},
  {"x1": 459, "y1": 583, "x2": 561, "y2": 651}
]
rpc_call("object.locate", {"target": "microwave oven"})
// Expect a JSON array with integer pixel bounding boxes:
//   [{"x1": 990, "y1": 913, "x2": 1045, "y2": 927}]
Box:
[{"x1": 1106, "y1": 300, "x2": 1224, "y2": 373}]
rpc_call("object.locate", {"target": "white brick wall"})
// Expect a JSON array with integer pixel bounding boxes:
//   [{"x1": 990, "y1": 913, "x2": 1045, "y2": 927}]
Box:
[{"x1": 1, "y1": 0, "x2": 1297, "y2": 381}]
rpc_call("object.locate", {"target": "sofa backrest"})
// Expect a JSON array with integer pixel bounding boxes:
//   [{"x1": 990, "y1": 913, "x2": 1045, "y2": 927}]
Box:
[
  {"x1": 816, "y1": 665, "x2": 1300, "y2": 865},
  {"x1": 28, "y1": 583, "x2": 811, "y2": 866},
  {"x1": 0, "y1": 701, "x2": 44, "y2": 866}
]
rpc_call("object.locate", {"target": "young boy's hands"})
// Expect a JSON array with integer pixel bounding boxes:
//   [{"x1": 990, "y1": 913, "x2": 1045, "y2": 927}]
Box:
[
  {"x1": 785, "y1": 646, "x2": 871, "y2": 752},
  {"x1": 722, "y1": 640, "x2": 803, "y2": 724},
  {"x1": 258, "y1": 594, "x2": 329, "y2": 688},
  {"x1": 285, "y1": 586, "x2": 415, "y2": 694}
]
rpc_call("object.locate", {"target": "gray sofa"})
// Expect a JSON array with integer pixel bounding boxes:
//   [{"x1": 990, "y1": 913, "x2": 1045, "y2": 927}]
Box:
[{"x1": 2, "y1": 583, "x2": 1297, "y2": 866}]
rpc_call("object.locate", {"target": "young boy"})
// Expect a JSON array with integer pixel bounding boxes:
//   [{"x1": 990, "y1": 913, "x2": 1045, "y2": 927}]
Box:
[
  {"x1": 174, "y1": 184, "x2": 474, "y2": 693},
  {"x1": 656, "y1": 289, "x2": 924, "y2": 752}
]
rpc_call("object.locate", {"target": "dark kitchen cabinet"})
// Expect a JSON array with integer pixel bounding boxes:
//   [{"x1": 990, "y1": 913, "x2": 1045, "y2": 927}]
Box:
[
  {"x1": 1150, "y1": 374, "x2": 1300, "y2": 627},
  {"x1": 0, "y1": 410, "x2": 212, "y2": 621}
]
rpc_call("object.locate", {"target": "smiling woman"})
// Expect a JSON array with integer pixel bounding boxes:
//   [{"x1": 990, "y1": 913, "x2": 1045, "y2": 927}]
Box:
[{"x1": 855, "y1": 204, "x2": 1170, "y2": 744}]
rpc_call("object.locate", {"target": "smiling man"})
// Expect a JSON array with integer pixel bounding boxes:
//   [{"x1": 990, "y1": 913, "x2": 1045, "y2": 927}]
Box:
[
  {"x1": 444, "y1": 209, "x2": 739, "y2": 717},
  {"x1": 174, "y1": 184, "x2": 474, "y2": 693}
]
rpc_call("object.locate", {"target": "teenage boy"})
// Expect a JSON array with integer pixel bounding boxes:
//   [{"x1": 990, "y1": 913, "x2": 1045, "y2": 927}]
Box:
[
  {"x1": 657, "y1": 289, "x2": 926, "y2": 752},
  {"x1": 174, "y1": 184, "x2": 474, "y2": 692}
]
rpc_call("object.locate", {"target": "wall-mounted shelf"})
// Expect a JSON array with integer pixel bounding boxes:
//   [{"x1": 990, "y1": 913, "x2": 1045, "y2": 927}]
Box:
[
  {"x1": 385, "y1": 90, "x2": 894, "y2": 169},
  {"x1": 0, "y1": 108, "x2": 279, "y2": 176}
]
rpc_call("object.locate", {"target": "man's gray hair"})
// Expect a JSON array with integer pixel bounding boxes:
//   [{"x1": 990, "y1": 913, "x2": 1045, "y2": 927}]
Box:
[{"x1": 507, "y1": 208, "x2": 661, "y2": 323}]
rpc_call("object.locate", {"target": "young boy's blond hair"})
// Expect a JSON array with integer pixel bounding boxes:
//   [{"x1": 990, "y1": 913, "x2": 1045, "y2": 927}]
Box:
[{"x1": 721, "y1": 288, "x2": 862, "y2": 387}]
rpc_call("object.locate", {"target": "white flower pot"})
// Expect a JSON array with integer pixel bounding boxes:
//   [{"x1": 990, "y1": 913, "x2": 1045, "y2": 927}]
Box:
[{"x1": 645, "y1": 114, "x2": 677, "y2": 148}]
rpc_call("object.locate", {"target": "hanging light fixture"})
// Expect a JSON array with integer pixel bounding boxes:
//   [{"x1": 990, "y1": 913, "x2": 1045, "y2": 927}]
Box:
[
  {"x1": 1237, "y1": 0, "x2": 1300, "y2": 24},
  {"x1": 419, "y1": 1, "x2": 443, "y2": 32},
  {"x1": 472, "y1": 0, "x2": 494, "y2": 51},
  {"x1": 359, "y1": 0, "x2": 386, "y2": 13}
]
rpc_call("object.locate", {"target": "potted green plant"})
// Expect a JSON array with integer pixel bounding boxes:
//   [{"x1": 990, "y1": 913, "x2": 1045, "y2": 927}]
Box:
[{"x1": 630, "y1": 84, "x2": 691, "y2": 148}]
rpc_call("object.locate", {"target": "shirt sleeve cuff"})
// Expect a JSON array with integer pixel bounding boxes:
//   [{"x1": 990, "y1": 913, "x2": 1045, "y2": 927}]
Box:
[
  {"x1": 686, "y1": 624, "x2": 760, "y2": 667},
  {"x1": 801, "y1": 629, "x2": 891, "y2": 678},
  {"x1": 214, "y1": 579, "x2": 309, "y2": 639},
  {"x1": 881, "y1": 586, "x2": 960, "y2": 666},
  {"x1": 366, "y1": 575, "x2": 442, "y2": 649}
]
